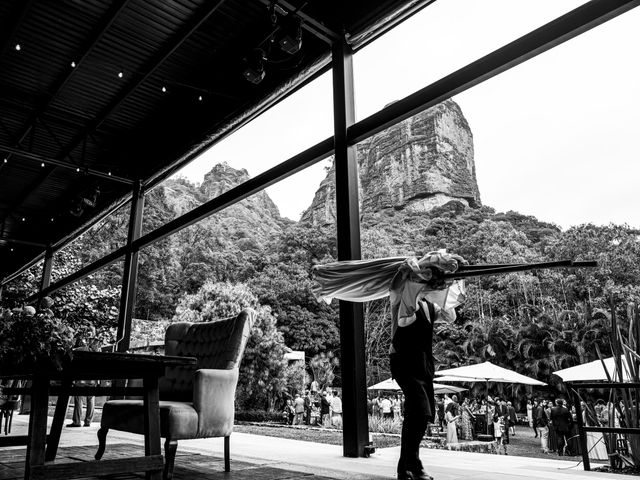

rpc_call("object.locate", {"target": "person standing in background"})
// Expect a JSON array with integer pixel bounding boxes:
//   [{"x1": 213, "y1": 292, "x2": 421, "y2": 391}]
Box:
[
  {"x1": 507, "y1": 401, "x2": 517, "y2": 436},
  {"x1": 330, "y1": 390, "x2": 343, "y2": 426},
  {"x1": 536, "y1": 399, "x2": 550, "y2": 453}
]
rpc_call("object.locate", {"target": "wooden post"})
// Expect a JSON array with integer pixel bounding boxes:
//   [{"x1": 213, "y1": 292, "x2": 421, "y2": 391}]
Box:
[
  {"x1": 116, "y1": 180, "x2": 144, "y2": 352},
  {"x1": 332, "y1": 36, "x2": 369, "y2": 458}
]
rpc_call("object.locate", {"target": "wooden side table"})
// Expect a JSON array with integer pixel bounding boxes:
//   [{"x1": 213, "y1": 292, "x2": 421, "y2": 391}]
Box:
[{"x1": 3, "y1": 351, "x2": 196, "y2": 480}]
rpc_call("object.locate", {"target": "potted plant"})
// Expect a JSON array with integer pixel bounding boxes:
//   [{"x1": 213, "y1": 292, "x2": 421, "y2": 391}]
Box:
[{"x1": 0, "y1": 299, "x2": 76, "y2": 375}]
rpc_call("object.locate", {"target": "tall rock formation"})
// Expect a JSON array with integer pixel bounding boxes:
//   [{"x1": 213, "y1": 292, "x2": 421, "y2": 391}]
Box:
[
  {"x1": 158, "y1": 162, "x2": 284, "y2": 242},
  {"x1": 300, "y1": 99, "x2": 481, "y2": 226}
]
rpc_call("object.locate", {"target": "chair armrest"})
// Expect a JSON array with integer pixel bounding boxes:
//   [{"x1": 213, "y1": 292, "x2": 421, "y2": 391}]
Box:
[{"x1": 193, "y1": 368, "x2": 239, "y2": 437}]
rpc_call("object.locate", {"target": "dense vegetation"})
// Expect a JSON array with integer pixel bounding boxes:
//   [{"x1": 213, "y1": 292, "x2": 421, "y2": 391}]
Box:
[{"x1": 3, "y1": 175, "x2": 640, "y2": 410}]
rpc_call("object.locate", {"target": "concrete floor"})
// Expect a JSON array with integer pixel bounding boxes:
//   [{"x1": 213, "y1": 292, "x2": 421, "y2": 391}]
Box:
[{"x1": 2, "y1": 414, "x2": 620, "y2": 480}]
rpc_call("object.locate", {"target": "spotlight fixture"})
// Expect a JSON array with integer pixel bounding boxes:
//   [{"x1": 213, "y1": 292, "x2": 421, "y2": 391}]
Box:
[
  {"x1": 243, "y1": 49, "x2": 266, "y2": 84},
  {"x1": 277, "y1": 16, "x2": 302, "y2": 55}
]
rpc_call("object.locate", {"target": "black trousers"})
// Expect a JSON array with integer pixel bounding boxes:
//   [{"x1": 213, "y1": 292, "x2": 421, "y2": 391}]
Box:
[
  {"x1": 555, "y1": 429, "x2": 571, "y2": 455},
  {"x1": 390, "y1": 352, "x2": 434, "y2": 475}
]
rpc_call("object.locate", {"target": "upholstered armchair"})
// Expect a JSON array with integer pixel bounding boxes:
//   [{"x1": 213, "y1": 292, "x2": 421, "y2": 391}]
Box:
[{"x1": 96, "y1": 308, "x2": 254, "y2": 480}]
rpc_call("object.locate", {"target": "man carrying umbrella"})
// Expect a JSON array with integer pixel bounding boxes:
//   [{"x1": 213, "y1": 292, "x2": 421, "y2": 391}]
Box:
[{"x1": 388, "y1": 252, "x2": 465, "y2": 480}]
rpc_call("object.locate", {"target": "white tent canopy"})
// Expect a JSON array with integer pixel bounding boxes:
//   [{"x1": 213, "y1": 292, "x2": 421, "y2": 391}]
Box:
[
  {"x1": 368, "y1": 378, "x2": 467, "y2": 395},
  {"x1": 435, "y1": 361, "x2": 547, "y2": 386},
  {"x1": 553, "y1": 357, "x2": 633, "y2": 382}
]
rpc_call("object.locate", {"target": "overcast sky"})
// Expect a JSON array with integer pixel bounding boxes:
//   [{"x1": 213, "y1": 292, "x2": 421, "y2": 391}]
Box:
[{"x1": 176, "y1": 1, "x2": 640, "y2": 230}]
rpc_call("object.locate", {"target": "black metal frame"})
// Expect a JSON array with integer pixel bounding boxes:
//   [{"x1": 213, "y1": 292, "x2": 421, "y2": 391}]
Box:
[
  {"x1": 332, "y1": 38, "x2": 369, "y2": 457},
  {"x1": 569, "y1": 381, "x2": 640, "y2": 471},
  {"x1": 4, "y1": 0, "x2": 640, "y2": 457}
]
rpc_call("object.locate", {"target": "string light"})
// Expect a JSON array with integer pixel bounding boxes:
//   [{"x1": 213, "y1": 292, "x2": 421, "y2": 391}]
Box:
[
  {"x1": 108, "y1": 171, "x2": 112, "y2": 176},
  {"x1": 76, "y1": 167, "x2": 80, "y2": 172},
  {"x1": 21, "y1": 217, "x2": 25, "y2": 222},
  {"x1": 15, "y1": 44, "x2": 21, "y2": 51},
  {"x1": 10, "y1": 248, "x2": 14, "y2": 252},
  {"x1": 198, "y1": 95, "x2": 203, "y2": 101},
  {"x1": 41, "y1": 162, "x2": 45, "y2": 167},
  {"x1": 71, "y1": 61, "x2": 76, "y2": 68},
  {"x1": 3, "y1": 158, "x2": 7, "y2": 163},
  {"x1": 118, "y1": 71, "x2": 124, "y2": 78},
  {"x1": 161, "y1": 86, "x2": 167, "y2": 93},
  {"x1": 51, "y1": 217, "x2": 54, "y2": 222}
]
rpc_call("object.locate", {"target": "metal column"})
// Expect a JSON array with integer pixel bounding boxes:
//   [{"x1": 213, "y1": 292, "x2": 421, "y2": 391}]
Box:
[
  {"x1": 116, "y1": 181, "x2": 144, "y2": 352},
  {"x1": 38, "y1": 247, "x2": 54, "y2": 306},
  {"x1": 332, "y1": 37, "x2": 369, "y2": 457}
]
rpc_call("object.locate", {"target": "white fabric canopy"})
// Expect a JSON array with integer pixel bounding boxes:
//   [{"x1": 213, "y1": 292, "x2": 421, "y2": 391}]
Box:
[
  {"x1": 435, "y1": 361, "x2": 547, "y2": 386},
  {"x1": 553, "y1": 357, "x2": 632, "y2": 382},
  {"x1": 368, "y1": 377, "x2": 467, "y2": 394}
]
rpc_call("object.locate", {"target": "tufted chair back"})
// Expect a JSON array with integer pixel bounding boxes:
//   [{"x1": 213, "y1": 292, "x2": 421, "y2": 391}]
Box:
[{"x1": 159, "y1": 308, "x2": 254, "y2": 401}]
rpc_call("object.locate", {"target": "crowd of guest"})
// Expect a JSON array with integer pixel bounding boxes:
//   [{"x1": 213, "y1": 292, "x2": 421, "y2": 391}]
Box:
[
  {"x1": 282, "y1": 388, "x2": 343, "y2": 427},
  {"x1": 281, "y1": 385, "x2": 626, "y2": 461}
]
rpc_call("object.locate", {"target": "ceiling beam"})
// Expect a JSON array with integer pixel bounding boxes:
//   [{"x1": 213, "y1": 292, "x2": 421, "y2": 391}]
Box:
[
  {"x1": 255, "y1": 0, "x2": 340, "y2": 44},
  {"x1": 56, "y1": 0, "x2": 229, "y2": 165},
  {"x1": 0, "y1": 144, "x2": 133, "y2": 184},
  {"x1": 10, "y1": 0, "x2": 133, "y2": 152},
  {"x1": 0, "y1": 1, "x2": 135, "y2": 226},
  {"x1": 0, "y1": 236, "x2": 47, "y2": 248}
]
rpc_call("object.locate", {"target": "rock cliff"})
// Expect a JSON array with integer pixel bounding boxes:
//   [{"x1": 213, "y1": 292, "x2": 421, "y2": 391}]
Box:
[{"x1": 300, "y1": 99, "x2": 481, "y2": 226}]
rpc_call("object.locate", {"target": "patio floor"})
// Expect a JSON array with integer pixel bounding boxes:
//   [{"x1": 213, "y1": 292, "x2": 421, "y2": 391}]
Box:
[{"x1": 1, "y1": 414, "x2": 620, "y2": 480}]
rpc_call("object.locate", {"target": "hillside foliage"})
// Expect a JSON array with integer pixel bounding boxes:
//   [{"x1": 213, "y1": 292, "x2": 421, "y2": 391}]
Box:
[{"x1": 3, "y1": 175, "x2": 640, "y2": 408}]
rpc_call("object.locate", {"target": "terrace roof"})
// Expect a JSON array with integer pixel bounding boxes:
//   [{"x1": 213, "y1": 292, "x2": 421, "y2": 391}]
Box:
[{"x1": 0, "y1": 0, "x2": 423, "y2": 281}]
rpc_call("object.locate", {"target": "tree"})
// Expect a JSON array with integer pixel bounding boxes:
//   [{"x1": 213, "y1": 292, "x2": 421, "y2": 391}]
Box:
[{"x1": 172, "y1": 281, "x2": 289, "y2": 411}]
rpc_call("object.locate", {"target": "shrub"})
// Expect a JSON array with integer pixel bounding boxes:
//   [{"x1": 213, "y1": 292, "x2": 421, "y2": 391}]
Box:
[
  {"x1": 235, "y1": 409, "x2": 286, "y2": 423},
  {"x1": 369, "y1": 415, "x2": 402, "y2": 434}
]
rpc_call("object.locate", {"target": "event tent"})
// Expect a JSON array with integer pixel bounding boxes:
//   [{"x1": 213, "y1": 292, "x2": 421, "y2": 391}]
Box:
[
  {"x1": 553, "y1": 357, "x2": 633, "y2": 382},
  {"x1": 368, "y1": 378, "x2": 467, "y2": 395},
  {"x1": 435, "y1": 361, "x2": 547, "y2": 386}
]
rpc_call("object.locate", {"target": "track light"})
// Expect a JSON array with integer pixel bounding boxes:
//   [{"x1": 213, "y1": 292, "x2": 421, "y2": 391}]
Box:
[
  {"x1": 243, "y1": 49, "x2": 266, "y2": 84},
  {"x1": 277, "y1": 16, "x2": 302, "y2": 55}
]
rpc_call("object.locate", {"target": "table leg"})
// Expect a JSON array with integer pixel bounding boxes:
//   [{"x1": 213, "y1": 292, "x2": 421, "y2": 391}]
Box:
[
  {"x1": 143, "y1": 376, "x2": 162, "y2": 480},
  {"x1": 25, "y1": 376, "x2": 48, "y2": 480},
  {"x1": 45, "y1": 379, "x2": 72, "y2": 461}
]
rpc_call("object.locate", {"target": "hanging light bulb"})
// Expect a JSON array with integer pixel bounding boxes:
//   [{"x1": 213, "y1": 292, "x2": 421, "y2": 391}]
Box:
[
  {"x1": 15, "y1": 44, "x2": 21, "y2": 51},
  {"x1": 76, "y1": 167, "x2": 80, "y2": 172},
  {"x1": 71, "y1": 61, "x2": 76, "y2": 68},
  {"x1": 161, "y1": 86, "x2": 167, "y2": 93},
  {"x1": 41, "y1": 162, "x2": 45, "y2": 167},
  {"x1": 118, "y1": 71, "x2": 124, "y2": 78},
  {"x1": 198, "y1": 95, "x2": 203, "y2": 102},
  {"x1": 3, "y1": 158, "x2": 7, "y2": 163}
]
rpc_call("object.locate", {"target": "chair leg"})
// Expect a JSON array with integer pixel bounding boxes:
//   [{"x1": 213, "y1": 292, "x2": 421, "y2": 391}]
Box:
[
  {"x1": 164, "y1": 438, "x2": 178, "y2": 480},
  {"x1": 224, "y1": 435, "x2": 230, "y2": 472},
  {"x1": 6, "y1": 410, "x2": 12, "y2": 434},
  {"x1": 94, "y1": 427, "x2": 109, "y2": 460}
]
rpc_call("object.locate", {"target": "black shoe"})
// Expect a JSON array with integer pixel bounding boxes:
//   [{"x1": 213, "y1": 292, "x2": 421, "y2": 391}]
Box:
[
  {"x1": 66, "y1": 423, "x2": 81, "y2": 427},
  {"x1": 398, "y1": 471, "x2": 433, "y2": 480}
]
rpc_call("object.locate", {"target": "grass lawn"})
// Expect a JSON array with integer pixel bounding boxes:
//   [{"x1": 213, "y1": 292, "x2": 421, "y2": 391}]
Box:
[{"x1": 234, "y1": 423, "x2": 597, "y2": 462}]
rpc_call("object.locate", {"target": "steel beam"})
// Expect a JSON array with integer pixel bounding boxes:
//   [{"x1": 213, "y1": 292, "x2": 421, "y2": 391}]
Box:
[
  {"x1": 38, "y1": 247, "x2": 54, "y2": 307},
  {"x1": 0, "y1": 144, "x2": 132, "y2": 184},
  {"x1": 332, "y1": 38, "x2": 368, "y2": 458},
  {"x1": 115, "y1": 181, "x2": 144, "y2": 352},
  {"x1": 348, "y1": 0, "x2": 640, "y2": 145}
]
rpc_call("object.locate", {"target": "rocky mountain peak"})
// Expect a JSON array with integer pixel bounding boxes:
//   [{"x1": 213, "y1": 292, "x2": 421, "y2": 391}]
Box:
[{"x1": 300, "y1": 99, "x2": 481, "y2": 226}]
